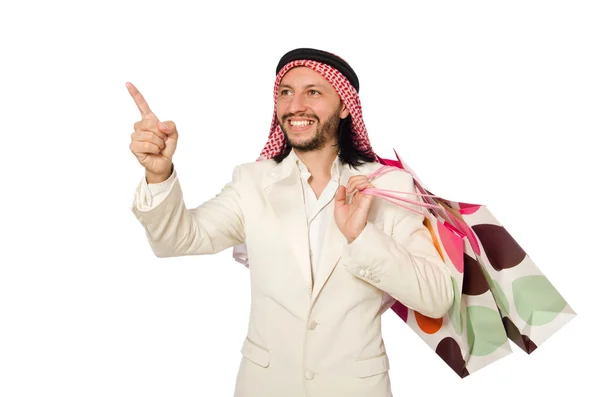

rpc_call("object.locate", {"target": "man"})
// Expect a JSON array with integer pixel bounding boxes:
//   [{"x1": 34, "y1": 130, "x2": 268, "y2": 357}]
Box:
[{"x1": 129, "y1": 48, "x2": 454, "y2": 397}]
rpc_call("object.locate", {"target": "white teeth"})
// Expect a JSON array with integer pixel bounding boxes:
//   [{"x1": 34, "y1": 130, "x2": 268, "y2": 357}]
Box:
[{"x1": 290, "y1": 120, "x2": 314, "y2": 127}]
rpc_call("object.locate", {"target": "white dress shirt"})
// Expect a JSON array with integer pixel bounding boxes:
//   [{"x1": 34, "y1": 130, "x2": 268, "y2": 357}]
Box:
[{"x1": 134, "y1": 149, "x2": 342, "y2": 286}]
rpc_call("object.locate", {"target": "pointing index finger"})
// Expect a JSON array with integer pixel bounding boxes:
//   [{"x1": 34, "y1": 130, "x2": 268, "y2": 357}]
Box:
[{"x1": 126, "y1": 82, "x2": 158, "y2": 120}]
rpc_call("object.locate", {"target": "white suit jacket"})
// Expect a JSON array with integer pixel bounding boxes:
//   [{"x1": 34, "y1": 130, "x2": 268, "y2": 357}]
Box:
[{"x1": 131, "y1": 152, "x2": 454, "y2": 397}]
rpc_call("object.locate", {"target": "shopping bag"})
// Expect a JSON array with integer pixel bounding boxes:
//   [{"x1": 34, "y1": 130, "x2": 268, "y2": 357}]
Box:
[
  {"x1": 368, "y1": 163, "x2": 513, "y2": 377},
  {"x1": 367, "y1": 149, "x2": 576, "y2": 375}
]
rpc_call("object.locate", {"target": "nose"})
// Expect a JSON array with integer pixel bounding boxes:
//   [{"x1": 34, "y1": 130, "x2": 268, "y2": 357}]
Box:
[{"x1": 288, "y1": 92, "x2": 307, "y2": 114}]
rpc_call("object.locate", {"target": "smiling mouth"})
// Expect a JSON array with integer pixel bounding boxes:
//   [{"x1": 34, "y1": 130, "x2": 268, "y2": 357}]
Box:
[{"x1": 288, "y1": 119, "x2": 315, "y2": 128}]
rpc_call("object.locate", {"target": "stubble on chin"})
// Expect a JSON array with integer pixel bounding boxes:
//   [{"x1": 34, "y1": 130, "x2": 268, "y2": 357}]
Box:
[{"x1": 278, "y1": 115, "x2": 339, "y2": 153}]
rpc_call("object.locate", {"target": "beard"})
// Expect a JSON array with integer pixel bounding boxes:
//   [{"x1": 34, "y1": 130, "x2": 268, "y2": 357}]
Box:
[{"x1": 278, "y1": 112, "x2": 340, "y2": 152}]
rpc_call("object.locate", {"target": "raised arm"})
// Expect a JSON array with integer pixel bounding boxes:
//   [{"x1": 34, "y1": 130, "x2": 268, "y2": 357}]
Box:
[
  {"x1": 127, "y1": 82, "x2": 245, "y2": 257},
  {"x1": 131, "y1": 166, "x2": 245, "y2": 257}
]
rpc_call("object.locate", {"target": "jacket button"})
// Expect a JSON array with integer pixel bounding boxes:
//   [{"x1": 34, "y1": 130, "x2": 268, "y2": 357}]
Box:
[
  {"x1": 307, "y1": 320, "x2": 317, "y2": 330},
  {"x1": 305, "y1": 370, "x2": 314, "y2": 380},
  {"x1": 359, "y1": 269, "x2": 366, "y2": 277}
]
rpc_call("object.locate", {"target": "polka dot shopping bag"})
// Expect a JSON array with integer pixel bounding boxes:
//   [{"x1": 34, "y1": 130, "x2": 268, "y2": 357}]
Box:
[{"x1": 368, "y1": 149, "x2": 576, "y2": 378}]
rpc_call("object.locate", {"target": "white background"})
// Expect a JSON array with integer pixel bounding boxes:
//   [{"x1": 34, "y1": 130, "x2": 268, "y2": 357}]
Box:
[{"x1": 1, "y1": 0, "x2": 598, "y2": 395}]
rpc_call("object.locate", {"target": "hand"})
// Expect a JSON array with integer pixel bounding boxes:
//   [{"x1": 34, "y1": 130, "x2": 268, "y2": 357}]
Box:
[
  {"x1": 126, "y1": 82, "x2": 178, "y2": 182},
  {"x1": 334, "y1": 175, "x2": 376, "y2": 243}
]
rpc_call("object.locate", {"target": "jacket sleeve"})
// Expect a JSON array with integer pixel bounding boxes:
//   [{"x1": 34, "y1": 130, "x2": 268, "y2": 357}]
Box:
[
  {"x1": 135, "y1": 166, "x2": 178, "y2": 211},
  {"x1": 131, "y1": 165, "x2": 245, "y2": 257},
  {"x1": 339, "y1": 170, "x2": 454, "y2": 319}
]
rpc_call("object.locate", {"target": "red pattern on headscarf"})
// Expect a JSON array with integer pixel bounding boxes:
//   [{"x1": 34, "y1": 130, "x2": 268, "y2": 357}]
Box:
[{"x1": 257, "y1": 60, "x2": 378, "y2": 162}]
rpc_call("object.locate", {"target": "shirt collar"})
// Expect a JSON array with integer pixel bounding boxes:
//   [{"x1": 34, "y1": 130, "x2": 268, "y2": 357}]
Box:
[{"x1": 290, "y1": 149, "x2": 342, "y2": 183}]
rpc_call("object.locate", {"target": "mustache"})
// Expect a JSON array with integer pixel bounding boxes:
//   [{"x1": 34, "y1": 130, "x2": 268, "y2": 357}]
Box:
[{"x1": 281, "y1": 113, "x2": 320, "y2": 124}]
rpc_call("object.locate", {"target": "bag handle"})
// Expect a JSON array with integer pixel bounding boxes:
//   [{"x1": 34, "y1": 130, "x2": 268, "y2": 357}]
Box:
[{"x1": 363, "y1": 165, "x2": 464, "y2": 232}]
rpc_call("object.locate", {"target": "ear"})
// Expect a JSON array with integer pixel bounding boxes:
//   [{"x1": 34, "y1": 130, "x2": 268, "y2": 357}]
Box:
[{"x1": 339, "y1": 102, "x2": 350, "y2": 119}]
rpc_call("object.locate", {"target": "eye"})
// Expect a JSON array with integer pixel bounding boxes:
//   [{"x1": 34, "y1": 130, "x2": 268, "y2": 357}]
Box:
[
  {"x1": 308, "y1": 89, "x2": 320, "y2": 96},
  {"x1": 280, "y1": 89, "x2": 292, "y2": 96}
]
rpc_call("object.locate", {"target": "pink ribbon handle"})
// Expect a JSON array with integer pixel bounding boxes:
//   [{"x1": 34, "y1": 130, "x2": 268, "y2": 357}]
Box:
[{"x1": 362, "y1": 165, "x2": 463, "y2": 232}]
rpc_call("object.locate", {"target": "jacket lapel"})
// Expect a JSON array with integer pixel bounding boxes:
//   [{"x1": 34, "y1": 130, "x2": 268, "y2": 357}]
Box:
[
  {"x1": 311, "y1": 205, "x2": 346, "y2": 302},
  {"x1": 311, "y1": 165, "x2": 365, "y2": 302},
  {"x1": 264, "y1": 154, "x2": 313, "y2": 290},
  {"x1": 263, "y1": 153, "x2": 376, "y2": 300}
]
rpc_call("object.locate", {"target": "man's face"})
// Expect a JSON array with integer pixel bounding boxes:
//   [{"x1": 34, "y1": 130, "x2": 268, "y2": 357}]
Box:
[{"x1": 276, "y1": 66, "x2": 349, "y2": 152}]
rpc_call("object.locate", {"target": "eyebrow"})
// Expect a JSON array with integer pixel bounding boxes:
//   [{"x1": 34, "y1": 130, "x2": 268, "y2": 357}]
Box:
[{"x1": 279, "y1": 83, "x2": 328, "y2": 91}]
